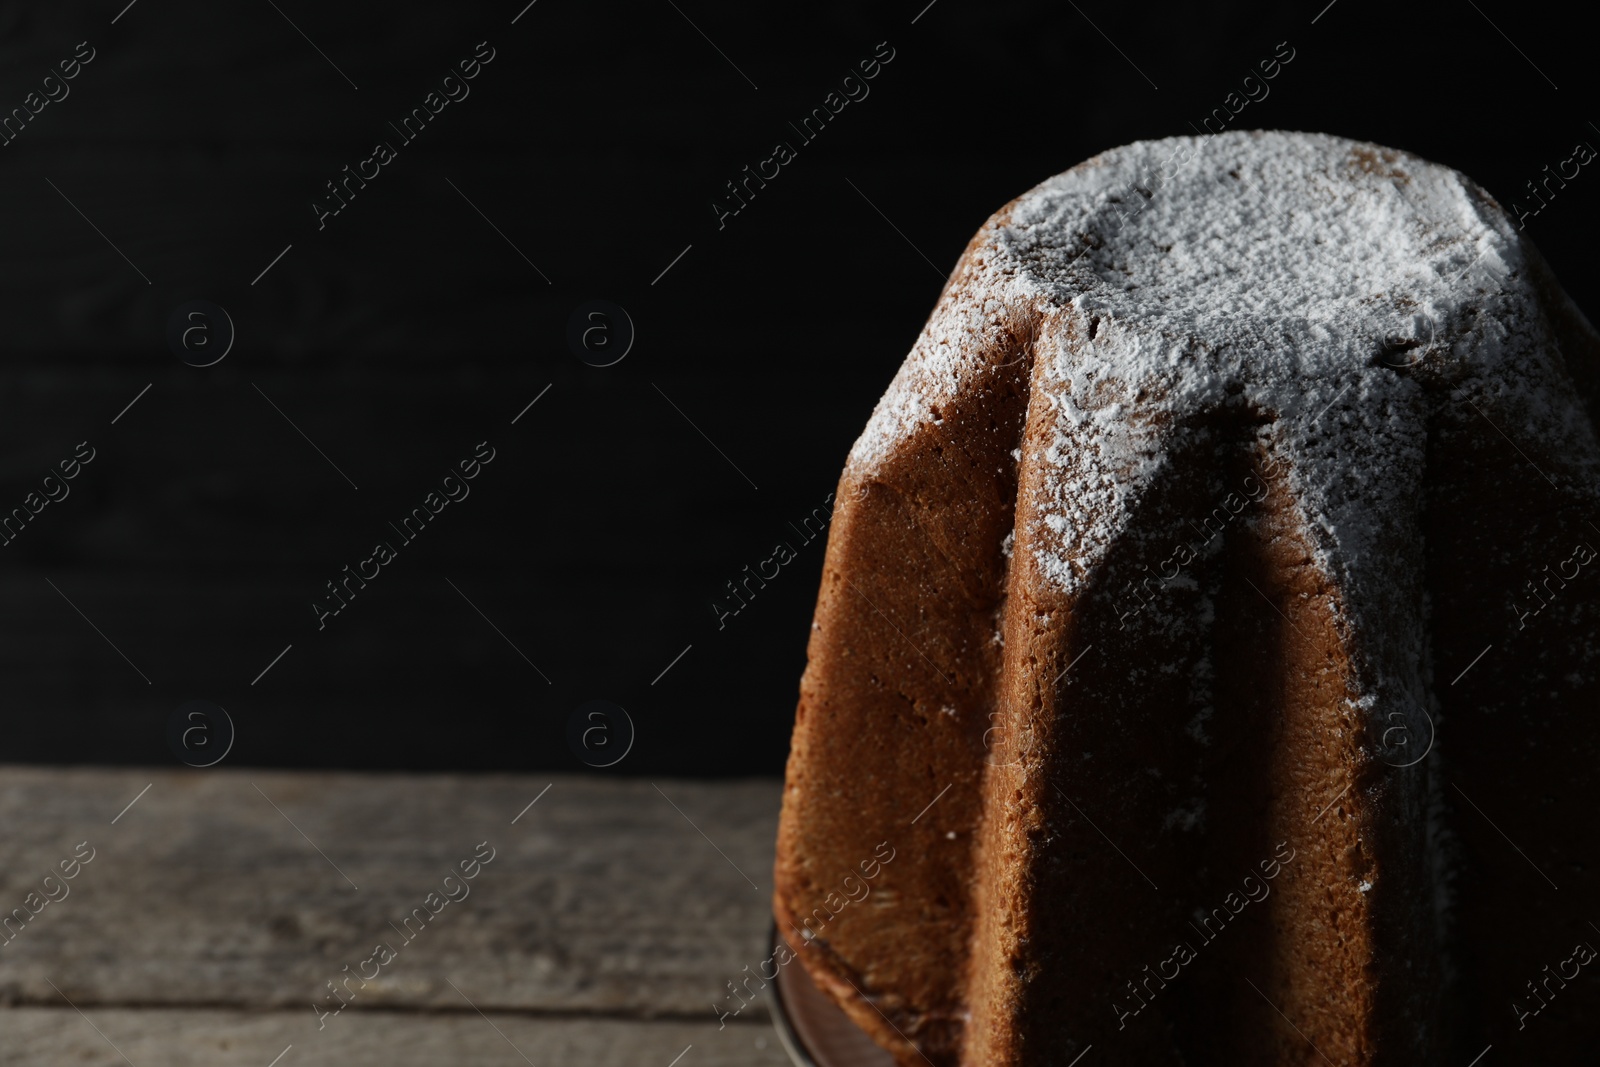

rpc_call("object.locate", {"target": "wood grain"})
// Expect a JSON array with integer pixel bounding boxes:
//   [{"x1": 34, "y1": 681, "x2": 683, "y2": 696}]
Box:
[
  {"x1": 0, "y1": 768, "x2": 782, "y2": 1019},
  {"x1": 1, "y1": 1007, "x2": 791, "y2": 1067}
]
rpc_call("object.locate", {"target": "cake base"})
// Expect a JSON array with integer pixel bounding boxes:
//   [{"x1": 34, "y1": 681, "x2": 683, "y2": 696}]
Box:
[{"x1": 770, "y1": 925, "x2": 897, "y2": 1067}]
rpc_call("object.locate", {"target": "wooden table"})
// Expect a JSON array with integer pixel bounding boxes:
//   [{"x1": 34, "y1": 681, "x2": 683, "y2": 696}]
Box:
[{"x1": 0, "y1": 767, "x2": 792, "y2": 1065}]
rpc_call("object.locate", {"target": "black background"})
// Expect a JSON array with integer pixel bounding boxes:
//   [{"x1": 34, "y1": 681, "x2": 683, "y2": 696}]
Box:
[{"x1": 1, "y1": 0, "x2": 1594, "y2": 774}]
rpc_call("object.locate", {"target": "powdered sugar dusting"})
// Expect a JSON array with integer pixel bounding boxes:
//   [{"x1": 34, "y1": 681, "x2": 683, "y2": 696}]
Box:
[
  {"x1": 850, "y1": 278, "x2": 1029, "y2": 472},
  {"x1": 999, "y1": 133, "x2": 1600, "y2": 701},
  {"x1": 846, "y1": 128, "x2": 1600, "y2": 744}
]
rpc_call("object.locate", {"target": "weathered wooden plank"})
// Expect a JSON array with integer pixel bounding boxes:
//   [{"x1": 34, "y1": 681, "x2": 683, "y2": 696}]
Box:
[
  {"x1": 0, "y1": 1006, "x2": 790, "y2": 1066},
  {"x1": 0, "y1": 768, "x2": 782, "y2": 1017}
]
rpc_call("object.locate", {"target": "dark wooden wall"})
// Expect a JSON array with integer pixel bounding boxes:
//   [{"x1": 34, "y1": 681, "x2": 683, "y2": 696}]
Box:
[{"x1": 2, "y1": 0, "x2": 1596, "y2": 772}]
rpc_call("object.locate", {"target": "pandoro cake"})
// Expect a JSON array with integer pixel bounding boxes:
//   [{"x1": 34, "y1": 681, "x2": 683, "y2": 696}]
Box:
[{"x1": 774, "y1": 130, "x2": 1600, "y2": 1065}]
